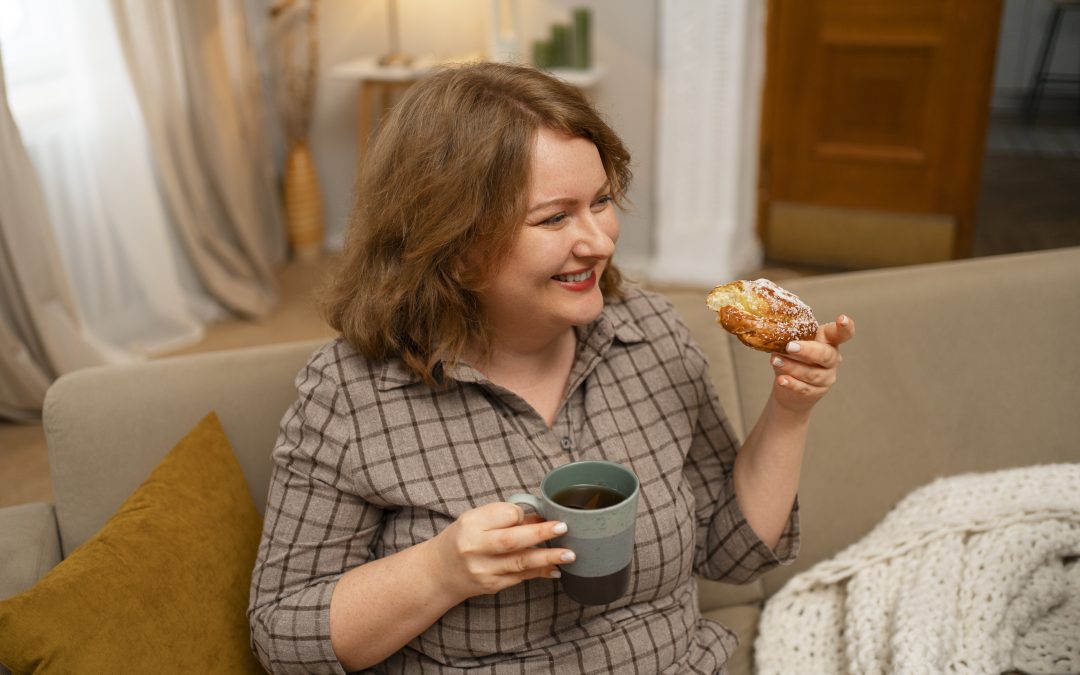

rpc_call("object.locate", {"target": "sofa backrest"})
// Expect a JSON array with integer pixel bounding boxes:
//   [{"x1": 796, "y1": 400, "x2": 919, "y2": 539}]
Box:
[
  {"x1": 43, "y1": 339, "x2": 325, "y2": 556},
  {"x1": 731, "y1": 247, "x2": 1080, "y2": 596}
]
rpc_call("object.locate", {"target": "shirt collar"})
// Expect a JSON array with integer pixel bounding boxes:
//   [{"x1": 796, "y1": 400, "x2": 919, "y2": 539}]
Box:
[
  {"x1": 376, "y1": 294, "x2": 646, "y2": 392},
  {"x1": 594, "y1": 292, "x2": 647, "y2": 346}
]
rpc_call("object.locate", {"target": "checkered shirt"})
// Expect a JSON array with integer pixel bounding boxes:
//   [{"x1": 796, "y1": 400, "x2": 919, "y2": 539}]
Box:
[{"x1": 248, "y1": 287, "x2": 799, "y2": 674}]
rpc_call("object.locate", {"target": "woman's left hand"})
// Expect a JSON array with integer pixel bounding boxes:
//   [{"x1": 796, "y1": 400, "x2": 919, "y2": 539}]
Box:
[{"x1": 769, "y1": 314, "x2": 855, "y2": 415}]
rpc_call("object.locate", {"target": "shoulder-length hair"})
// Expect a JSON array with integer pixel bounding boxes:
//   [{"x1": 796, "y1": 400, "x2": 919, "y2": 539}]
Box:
[{"x1": 321, "y1": 62, "x2": 633, "y2": 387}]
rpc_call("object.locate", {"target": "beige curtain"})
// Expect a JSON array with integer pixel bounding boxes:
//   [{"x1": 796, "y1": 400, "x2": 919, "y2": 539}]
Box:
[
  {"x1": 110, "y1": 0, "x2": 286, "y2": 318},
  {"x1": 0, "y1": 50, "x2": 122, "y2": 422}
]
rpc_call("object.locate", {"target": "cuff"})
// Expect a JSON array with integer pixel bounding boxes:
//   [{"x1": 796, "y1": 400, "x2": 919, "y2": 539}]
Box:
[{"x1": 699, "y1": 495, "x2": 801, "y2": 584}]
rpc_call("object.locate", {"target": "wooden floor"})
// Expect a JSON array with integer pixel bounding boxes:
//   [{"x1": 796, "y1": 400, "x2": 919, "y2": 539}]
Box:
[
  {"x1": 975, "y1": 107, "x2": 1080, "y2": 257},
  {"x1": 2, "y1": 110, "x2": 1078, "y2": 510}
]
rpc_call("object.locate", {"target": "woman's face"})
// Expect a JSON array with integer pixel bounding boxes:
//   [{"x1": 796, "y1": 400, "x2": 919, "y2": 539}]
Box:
[{"x1": 477, "y1": 127, "x2": 619, "y2": 343}]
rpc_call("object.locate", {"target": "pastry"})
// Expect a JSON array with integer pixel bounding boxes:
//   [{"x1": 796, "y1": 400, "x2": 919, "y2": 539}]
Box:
[{"x1": 705, "y1": 279, "x2": 818, "y2": 352}]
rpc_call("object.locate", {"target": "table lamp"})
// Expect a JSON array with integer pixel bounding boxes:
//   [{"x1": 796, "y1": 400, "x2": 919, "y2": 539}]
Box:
[{"x1": 377, "y1": 0, "x2": 413, "y2": 66}]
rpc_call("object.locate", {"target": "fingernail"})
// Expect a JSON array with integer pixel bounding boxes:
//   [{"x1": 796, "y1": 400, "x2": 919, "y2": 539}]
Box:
[
  {"x1": 560, "y1": 551, "x2": 576, "y2": 562},
  {"x1": 552, "y1": 522, "x2": 568, "y2": 535},
  {"x1": 779, "y1": 377, "x2": 789, "y2": 387},
  {"x1": 786, "y1": 342, "x2": 802, "y2": 354},
  {"x1": 550, "y1": 570, "x2": 562, "y2": 578},
  {"x1": 839, "y1": 315, "x2": 849, "y2": 326},
  {"x1": 772, "y1": 357, "x2": 783, "y2": 368}
]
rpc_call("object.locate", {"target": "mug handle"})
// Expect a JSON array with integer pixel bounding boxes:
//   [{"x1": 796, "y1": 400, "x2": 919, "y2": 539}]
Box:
[{"x1": 508, "y1": 493, "x2": 545, "y2": 519}]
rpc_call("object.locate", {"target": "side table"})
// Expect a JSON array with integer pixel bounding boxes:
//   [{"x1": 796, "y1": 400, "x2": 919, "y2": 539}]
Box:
[
  {"x1": 329, "y1": 56, "x2": 441, "y2": 175},
  {"x1": 330, "y1": 57, "x2": 604, "y2": 173}
]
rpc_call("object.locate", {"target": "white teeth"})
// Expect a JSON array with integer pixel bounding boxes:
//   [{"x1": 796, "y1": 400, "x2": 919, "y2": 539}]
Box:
[{"x1": 554, "y1": 270, "x2": 592, "y2": 283}]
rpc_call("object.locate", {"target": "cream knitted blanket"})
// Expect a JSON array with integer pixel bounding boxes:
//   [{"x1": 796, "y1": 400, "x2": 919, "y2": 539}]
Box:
[{"x1": 755, "y1": 464, "x2": 1080, "y2": 675}]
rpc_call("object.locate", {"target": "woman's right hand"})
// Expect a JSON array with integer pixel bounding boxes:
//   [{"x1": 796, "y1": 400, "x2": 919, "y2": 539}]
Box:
[{"x1": 430, "y1": 502, "x2": 575, "y2": 602}]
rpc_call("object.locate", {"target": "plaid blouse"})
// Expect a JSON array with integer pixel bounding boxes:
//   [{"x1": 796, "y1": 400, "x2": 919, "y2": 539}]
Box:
[{"x1": 249, "y1": 287, "x2": 799, "y2": 674}]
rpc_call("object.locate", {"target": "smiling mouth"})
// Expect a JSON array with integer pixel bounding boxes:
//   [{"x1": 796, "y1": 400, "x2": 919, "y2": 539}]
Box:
[{"x1": 553, "y1": 270, "x2": 594, "y2": 283}]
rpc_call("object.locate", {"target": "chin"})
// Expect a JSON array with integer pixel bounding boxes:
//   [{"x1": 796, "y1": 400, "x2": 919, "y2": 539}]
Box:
[{"x1": 565, "y1": 290, "x2": 606, "y2": 326}]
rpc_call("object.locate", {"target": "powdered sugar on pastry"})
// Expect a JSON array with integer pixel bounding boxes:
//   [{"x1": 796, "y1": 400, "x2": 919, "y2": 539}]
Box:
[{"x1": 705, "y1": 279, "x2": 818, "y2": 352}]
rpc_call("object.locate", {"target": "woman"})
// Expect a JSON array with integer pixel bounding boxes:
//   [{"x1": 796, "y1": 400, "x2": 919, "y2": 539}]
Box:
[{"x1": 248, "y1": 62, "x2": 854, "y2": 674}]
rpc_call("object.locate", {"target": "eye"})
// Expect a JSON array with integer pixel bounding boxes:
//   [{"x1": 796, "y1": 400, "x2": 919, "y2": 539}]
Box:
[
  {"x1": 592, "y1": 195, "x2": 614, "y2": 210},
  {"x1": 538, "y1": 212, "x2": 568, "y2": 227}
]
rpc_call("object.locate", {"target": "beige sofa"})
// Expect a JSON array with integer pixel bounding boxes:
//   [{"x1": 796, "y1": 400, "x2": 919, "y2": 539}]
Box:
[{"x1": 2, "y1": 246, "x2": 1078, "y2": 674}]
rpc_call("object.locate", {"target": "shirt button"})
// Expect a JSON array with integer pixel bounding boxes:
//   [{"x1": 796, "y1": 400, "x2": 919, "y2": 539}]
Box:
[{"x1": 560, "y1": 437, "x2": 573, "y2": 450}]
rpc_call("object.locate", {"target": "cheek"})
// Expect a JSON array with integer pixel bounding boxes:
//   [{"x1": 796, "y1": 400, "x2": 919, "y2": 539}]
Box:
[
  {"x1": 498, "y1": 238, "x2": 554, "y2": 288},
  {"x1": 604, "y1": 211, "x2": 621, "y2": 246}
]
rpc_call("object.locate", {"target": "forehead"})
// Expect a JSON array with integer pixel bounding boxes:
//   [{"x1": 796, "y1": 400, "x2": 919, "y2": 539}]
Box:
[{"x1": 528, "y1": 128, "x2": 606, "y2": 198}]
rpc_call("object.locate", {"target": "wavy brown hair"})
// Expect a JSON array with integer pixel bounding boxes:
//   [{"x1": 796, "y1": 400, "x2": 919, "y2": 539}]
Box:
[{"x1": 321, "y1": 62, "x2": 633, "y2": 387}]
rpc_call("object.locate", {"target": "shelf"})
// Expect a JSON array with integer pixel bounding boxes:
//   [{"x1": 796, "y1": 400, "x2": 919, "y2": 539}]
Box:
[
  {"x1": 541, "y1": 65, "x2": 605, "y2": 88},
  {"x1": 330, "y1": 56, "x2": 604, "y2": 89},
  {"x1": 329, "y1": 54, "x2": 483, "y2": 82}
]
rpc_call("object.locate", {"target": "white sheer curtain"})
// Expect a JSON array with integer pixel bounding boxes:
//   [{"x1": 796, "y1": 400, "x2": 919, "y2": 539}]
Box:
[
  {"x1": 1, "y1": 0, "x2": 222, "y2": 356},
  {"x1": 651, "y1": 0, "x2": 767, "y2": 284},
  {"x1": 0, "y1": 38, "x2": 125, "y2": 421},
  {"x1": 111, "y1": 0, "x2": 285, "y2": 318}
]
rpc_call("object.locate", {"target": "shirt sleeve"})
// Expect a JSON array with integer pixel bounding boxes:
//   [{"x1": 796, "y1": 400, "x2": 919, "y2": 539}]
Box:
[
  {"x1": 248, "y1": 347, "x2": 385, "y2": 674},
  {"x1": 680, "y1": 337, "x2": 800, "y2": 584}
]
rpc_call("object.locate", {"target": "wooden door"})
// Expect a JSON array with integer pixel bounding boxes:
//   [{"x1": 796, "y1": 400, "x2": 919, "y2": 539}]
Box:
[{"x1": 759, "y1": 0, "x2": 1003, "y2": 268}]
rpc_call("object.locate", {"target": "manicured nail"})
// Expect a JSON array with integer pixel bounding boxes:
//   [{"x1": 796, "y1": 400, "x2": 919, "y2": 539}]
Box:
[
  {"x1": 560, "y1": 551, "x2": 576, "y2": 562},
  {"x1": 786, "y1": 342, "x2": 802, "y2": 354},
  {"x1": 772, "y1": 357, "x2": 784, "y2": 368},
  {"x1": 552, "y1": 522, "x2": 568, "y2": 535},
  {"x1": 838, "y1": 315, "x2": 849, "y2": 326},
  {"x1": 550, "y1": 570, "x2": 562, "y2": 578}
]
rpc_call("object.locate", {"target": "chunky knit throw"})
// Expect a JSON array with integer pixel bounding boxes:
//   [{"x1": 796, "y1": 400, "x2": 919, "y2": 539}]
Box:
[{"x1": 756, "y1": 464, "x2": 1080, "y2": 675}]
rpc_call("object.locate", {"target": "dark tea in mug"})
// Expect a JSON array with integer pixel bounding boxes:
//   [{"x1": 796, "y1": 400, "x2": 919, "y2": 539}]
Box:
[
  {"x1": 550, "y1": 483, "x2": 631, "y2": 604},
  {"x1": 551, "y1": 484, "x2": 626, "y2": 510}
]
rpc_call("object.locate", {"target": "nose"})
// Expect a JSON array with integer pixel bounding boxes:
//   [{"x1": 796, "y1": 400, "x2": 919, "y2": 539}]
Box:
[{"x1": 571, "y1": 211, "x2": 617, "y2": 261}]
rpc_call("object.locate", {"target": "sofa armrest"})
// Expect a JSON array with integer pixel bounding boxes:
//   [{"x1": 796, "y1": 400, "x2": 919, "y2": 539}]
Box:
[{"x1": 0, "y1": 502, "x2": 61, "y2": 600}]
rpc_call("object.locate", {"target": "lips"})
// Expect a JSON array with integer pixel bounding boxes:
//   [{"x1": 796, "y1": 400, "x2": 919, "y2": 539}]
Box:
[
  {"x1": 552, "y1": 269, "x2": 593, "y2": 283},
  {"x1": 551, "y1": 268, "x2": 598, "y2": 292}
]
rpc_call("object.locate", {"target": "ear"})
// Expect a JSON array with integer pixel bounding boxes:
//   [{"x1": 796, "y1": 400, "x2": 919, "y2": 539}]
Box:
[{"x1": 452, "y1": 241, "x2": 484, "y2": 291}]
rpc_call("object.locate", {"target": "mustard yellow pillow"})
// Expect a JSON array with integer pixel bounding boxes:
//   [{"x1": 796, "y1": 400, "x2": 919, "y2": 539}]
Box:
[{"x1": 0, "y1": 412, "x2": 265, "y2": 674}]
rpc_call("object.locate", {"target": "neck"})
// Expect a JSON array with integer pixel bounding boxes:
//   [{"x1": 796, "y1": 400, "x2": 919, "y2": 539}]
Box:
[
  {"x1": 470, "y1": 326, "x2": 577, "y2": 380},
  {"x1": 467, "y1": 327, "x2": 578, "y2": 426}
]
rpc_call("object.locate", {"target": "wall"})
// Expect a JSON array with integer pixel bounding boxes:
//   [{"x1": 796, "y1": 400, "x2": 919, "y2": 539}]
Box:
[
  {"x1": 993, "y1": 0, "x2": 1080, "y2": 110},
  {"x1": 307, "y1": 0, "x2": 657, "y2": 272},
  {"x1": 310, "y1": 0, "x2": 485, "y2": 250}
]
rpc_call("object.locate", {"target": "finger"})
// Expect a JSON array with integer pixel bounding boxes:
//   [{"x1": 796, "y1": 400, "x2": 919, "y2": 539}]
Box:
[
  {"x1": 487, "y1": 519, "x2": 569, "y2": 554},
  {"x1": 503, "y1": 566, "x2": 564, "y2": 588},
  {"x1": 500, "y1": 546, "x2": 576, "y2": 576},
  {"x1": 776, "y1": 374, "x2": 829, "y2": 399},
  {"x1": 820, "y1": 314, "x2": 855, "y2": 347},
  {"x1": 474, "y1": 502, "x2": 526, "y2": 531},
  {"x1": 771, "y1": 354, "x2": 836, "y2": 388},
  {"x1": 782, "y1": 340, "x2": 841, "y2": 369}
]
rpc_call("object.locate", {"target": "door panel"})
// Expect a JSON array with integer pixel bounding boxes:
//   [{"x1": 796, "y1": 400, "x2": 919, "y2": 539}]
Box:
[{"x1": 760, "y1": 0, "x2": 1002, "y2": 267}]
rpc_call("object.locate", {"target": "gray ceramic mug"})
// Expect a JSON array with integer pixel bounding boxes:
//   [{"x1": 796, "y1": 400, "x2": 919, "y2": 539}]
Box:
[{"x1": 509, "y1": 460, "x2": 639, "y2": 605}]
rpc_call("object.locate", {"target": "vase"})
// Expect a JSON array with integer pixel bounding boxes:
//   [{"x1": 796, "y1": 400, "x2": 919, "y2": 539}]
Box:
[{"x1": 283, "y1": 139, "x2": 324, "y2": 262}]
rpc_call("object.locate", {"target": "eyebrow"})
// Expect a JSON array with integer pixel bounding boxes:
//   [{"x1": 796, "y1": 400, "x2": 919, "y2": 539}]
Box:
[{"x1": 527, "y1": 182, "x2": 611, "y2": 215}]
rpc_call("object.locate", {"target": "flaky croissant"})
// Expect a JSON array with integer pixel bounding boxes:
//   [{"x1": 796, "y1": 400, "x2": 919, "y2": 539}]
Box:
[{"x1": 705, "y1": 279, "x2": 818, "y2": 352}]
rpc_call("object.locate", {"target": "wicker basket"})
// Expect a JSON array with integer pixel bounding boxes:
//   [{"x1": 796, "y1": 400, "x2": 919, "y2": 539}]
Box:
[{"x1": 283, "y1": 139, "x2": 324, "y2": 261}]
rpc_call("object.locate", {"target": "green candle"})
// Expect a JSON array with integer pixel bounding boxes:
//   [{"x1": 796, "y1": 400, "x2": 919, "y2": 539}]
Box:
[
  {"x1": 532, "y1": 39, "x2": 554, "y2": 69},
  {"x1": 572, "y1": 7, "x2": 591, "y2": 69},
  {"x1": 551, "y1": 24, "x2": 570, "y2": 68}
]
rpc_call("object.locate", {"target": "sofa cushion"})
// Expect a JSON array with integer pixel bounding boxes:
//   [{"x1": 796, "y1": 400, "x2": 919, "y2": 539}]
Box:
[
  {"x1": 702, "y1": 603, "x2": 762, "y2": 675},
  {"x1": 0, "y1": 412, "x2": 265, "y2": 674},
  {"x1": 697, "y1": 577, "x2": 764, "y2": 612},
  {"x1": 0, "y1": 502, "x2": 60, "y2": 601}
]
